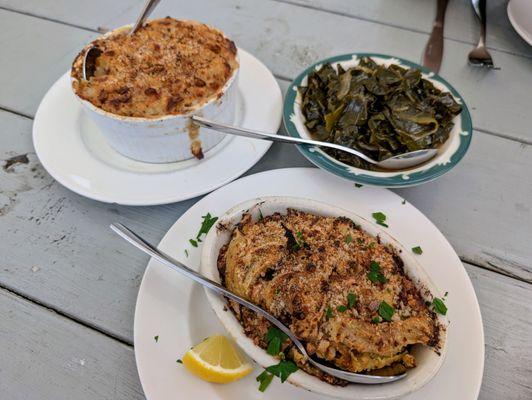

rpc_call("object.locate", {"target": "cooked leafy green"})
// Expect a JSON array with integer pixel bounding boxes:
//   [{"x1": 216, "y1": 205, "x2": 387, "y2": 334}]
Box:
[{"x1": 299, "y1": 58, "x2": 462, "y2": 169}]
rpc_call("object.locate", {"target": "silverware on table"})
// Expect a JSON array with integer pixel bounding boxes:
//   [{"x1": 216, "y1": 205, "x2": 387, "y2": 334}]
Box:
[
  {"x1": 192, "y1": 116, "x2": 437, "y2": 170},
  {"x1": 422, "y1": 0, "x2": 449, "y2": 73},
  {"x1": 468, "y1": 0, "x2": 495, "y2": 68},
  {"x1": 82, "y1": 0, "x2": 161, "y2": 80},
  {"x1": 110, "y1": 222, "x2": 407, "y2": 384}
]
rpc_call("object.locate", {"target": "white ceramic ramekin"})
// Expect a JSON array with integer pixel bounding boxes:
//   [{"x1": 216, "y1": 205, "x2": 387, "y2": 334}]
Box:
[
  {"x1": 71, "y1": 24, "x2": 239, "y2": 163},
  {"x1": 200, "y1": 196, "x2": 448, "y2": 400}
]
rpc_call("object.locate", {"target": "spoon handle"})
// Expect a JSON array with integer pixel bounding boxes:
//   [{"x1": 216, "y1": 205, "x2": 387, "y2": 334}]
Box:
[
  {"x1": 478, "y1": 0, "x2": 487, "y2": 47},
  {"x1": 130, "y1": 0, "x2": 161, "y2": 35},
  {"x1": 110, "y1": 222, "x2": 405, "y2": 384},
  {"x1": 110, "y1": 223, "x2": 302, "y2": 349},
  {"x1": 191, "y1": 116, "x2": 378, "y2": 165}
]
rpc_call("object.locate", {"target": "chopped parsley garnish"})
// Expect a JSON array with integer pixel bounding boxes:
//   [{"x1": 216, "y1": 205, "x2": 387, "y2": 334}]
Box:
[
  {"x1": 266, "y1": 327, "x2": 288, "y2": 356},
  {"x1": 176, "y1": 359, "x2": 182, "y2": 364},
  {"x1": 354, "y1": 183, "x2": 363, "y2": 188},
  {"x1": 444, "y1": 291, "x2": 448, "y2": 297},
  {"x1": 378, "y1": 301, "x2": 395, "y2": 322},
  {"x1": 371, "y1": 316, "x2": 382, "y2": 323},
  {"x1": 293, "y1": 231, "x2": 307, "y2": 250},
  {"x1": 345, "y1": 234, "x2": 353, "y2": 244},
  {"x1": 265, "y1": 360, "x2": 298, "y2": 383},
  {"x1": 412, "y1": 246, "x2": 423, "y2": 255},
  {"x1": 195, "y1": 213, "x2": 218, "y2": 243},
  {"x1": 432, "y1": 297, "x2": 448, "y2": 315},
  {"x1": 256, "y1": 370, "x2": 274, "y2": 392},
  {"x1": 347, "y1": 292, "x2": 357, "y2": 309},
  {"x1": 372, "y1": 212, "x2": 389, "y2": 227},
  {"x1": 325, "y1": 306, "x2": 334, "y2": 319},
  {"x1": 367, "y1": 261, "x2": 388, "y2": 284},
  {"x1": 336, "y1": 305, "x2": 347, "y2": 312},
  {"x1": 258, "y1": 209, "x2": 264, "y2": 220},
  {"x1": 367, "y1": 242, "x2": 376, "y2": 249},
  {"x1": 154, "y1": 335, "x2": 159, "y2": 343},
  {"x1": 184, "y1": 249, "x2": 189, "y2": 257},
  {"x1": 189, "y1": 239, "x2": 198, "y2": 247}
]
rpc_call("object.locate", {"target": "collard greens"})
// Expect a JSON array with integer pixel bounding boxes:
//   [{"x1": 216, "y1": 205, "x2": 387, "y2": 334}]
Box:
[{"x1": 299, "y1": 58, "x2": 462, "y2": 170}]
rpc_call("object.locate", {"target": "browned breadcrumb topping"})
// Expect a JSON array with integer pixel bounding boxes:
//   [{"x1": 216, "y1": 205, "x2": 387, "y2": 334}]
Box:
[
  {"x1": 71, "y1": 18, "x2": 238, "y2": 118},
  {"x1": 218, "y1": 209, "x2": 441, "y2": 385}
]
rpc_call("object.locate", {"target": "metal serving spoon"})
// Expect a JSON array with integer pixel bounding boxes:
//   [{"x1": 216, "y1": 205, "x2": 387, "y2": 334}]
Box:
[
  {"x1": 192, "y1": 116, "x2": 437, "y2": 170},
  {"x1": 82, "y1": 0, "x2": 161, "y2": 80},
  {"x1": 110, "y1": 222, "x2": 406, "y2": 384},
  {"x1": 468, "y1": 0, "x2": 495, "y2": 68}
]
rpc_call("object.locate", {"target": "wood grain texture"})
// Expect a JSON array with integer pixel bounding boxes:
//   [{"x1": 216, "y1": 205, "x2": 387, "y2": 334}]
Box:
[
  {"x1": 3, "y1": 0, "x2": 531, "y2": 59},
  {"x1": 0, "y1": 106, "x2": 311, "y2": 343},
  {"x1": 467, "y1": 267, "x2": 532, "y2": 400},
  {"x1": 0, "y1": 72, "x2": 531, "y2": 345},
  {"x1": 0, "y1": 1, "x2": 530, "y2": 398},
  {"x1": 280, "y1": 0, "x2": 532, "y2": 58},
  {"x1": 0, "y1": 287, "x2": 144, "y2": 400},
  {"x1": 0, "y1": 3, "x2": 531, "y2": 143},
  {"x1": 0, "y1": 10, "x2": 96, "y2": 117},
  {"x1": 0, "y1": 263, "x2": 530, "y2": 400}
]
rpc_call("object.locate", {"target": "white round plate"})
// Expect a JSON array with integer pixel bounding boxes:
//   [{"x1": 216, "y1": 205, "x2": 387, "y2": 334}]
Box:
[
  {"x1": 508, "y1": 0, "x2": 532, "y2": 46},
  {"x1": 134, "y1": 167, "x2": 484, "y2": 400},
  {"x1": 32, "y1": 49, "x2": 282, "y2": 205}
]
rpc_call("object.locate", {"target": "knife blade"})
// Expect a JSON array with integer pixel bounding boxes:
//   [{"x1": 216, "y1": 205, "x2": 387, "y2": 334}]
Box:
[{"x1": 422, "y1": 0, "x2": 449, "y2": 73}]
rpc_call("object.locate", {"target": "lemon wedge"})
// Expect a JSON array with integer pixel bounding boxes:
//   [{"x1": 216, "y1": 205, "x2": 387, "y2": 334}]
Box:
[{"x1": 182, "y1": 335, "x2": 253, "y2": 383}]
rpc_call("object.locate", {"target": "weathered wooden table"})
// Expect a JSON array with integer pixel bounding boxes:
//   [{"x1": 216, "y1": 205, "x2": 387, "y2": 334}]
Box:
[{"x1": 1, "y1": 0, "x2": 531, "y2": 399}]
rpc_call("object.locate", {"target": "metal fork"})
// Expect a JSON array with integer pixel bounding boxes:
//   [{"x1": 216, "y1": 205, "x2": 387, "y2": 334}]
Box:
[{"x1": 468, "y1": 0, "x2": 494, "y2": 68}]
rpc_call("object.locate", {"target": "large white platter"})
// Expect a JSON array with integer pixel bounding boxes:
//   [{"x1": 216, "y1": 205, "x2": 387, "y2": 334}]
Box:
[{"x1": 134, "y1": 167, "x2": 484, "y2": 400}]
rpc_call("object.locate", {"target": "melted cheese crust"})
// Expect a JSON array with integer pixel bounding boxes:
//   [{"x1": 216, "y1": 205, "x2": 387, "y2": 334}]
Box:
[
  {"x1": 72, "y1": 18, "x2": 238, "y2": 118},
  {"x1": 218, "y1": 209, "x2": 439, "y2": 384}
]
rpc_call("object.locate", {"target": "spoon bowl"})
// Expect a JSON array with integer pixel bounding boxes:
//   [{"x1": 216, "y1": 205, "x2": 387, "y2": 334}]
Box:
[{"x1": 82, "y1": 0, "x2": 161, "y2": 80}]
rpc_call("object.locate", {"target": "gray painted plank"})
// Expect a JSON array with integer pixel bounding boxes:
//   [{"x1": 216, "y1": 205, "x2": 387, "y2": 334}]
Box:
[
  {"x1": 283, "y1": 0, "x2": 532, "y2": 59},
  {"x1": 467, "y1": 266, "x2": 532, "y2": 400},
  {"x1": 0, "y1": 4, "x2": 532, "y2": 143},
  {"x1": 0, "y1": 106, "x2": 310, "y2": 343},
  {"x1": 2, "y1": 0, "x2": 531, "y2": 59},
  {"x1": 0, "y1": 9, "x2": 96, "y2": 117},
  {"x1": 0, "y1": 2, "x2": 530, "y2": 398},
  {"x1": 1, "y1": 96, "x2": 531, "y2": 345},
  {"x1": 398, "y1": 133, "x2": 532, "y2": 283},
  {"x1": 0, "y1": 287, "x2": 144, "y2": 400},
  {"x1": 0, "y1": 263, "x2": 530, "y2": 400}
]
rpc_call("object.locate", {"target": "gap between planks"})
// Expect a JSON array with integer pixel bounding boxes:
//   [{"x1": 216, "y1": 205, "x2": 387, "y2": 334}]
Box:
[
  {"x1": 0, "y1": 96, "x2": 530, "y2": 285},
  {"x1": 0, "y1": 7, "x2": 529, "y2": 286},
  {"x1": 270, "y1": 0, "x2": 532, "y2": 60},
  {"x1": 2, "y1": 0, "x2": 532, "y2": 62},
  {"x1": 1, "y1": 72, "x2": 530, "y2": 148},
  {"x1": 0, "y1": 5, "x2": 103, "y2": 33},
  {"x1": 0, "y1": 280, "x2": 134, "y2": 346}
]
